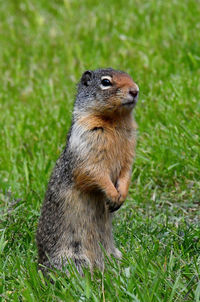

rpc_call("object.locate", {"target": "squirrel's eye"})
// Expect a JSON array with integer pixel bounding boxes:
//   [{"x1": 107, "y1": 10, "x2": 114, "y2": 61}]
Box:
[
  {"x1": 101, "y1": 78, "x2": 112, "y2": 86},
  {"x1": 100, "y1": 76, "x2": 112, "y2": 90}
]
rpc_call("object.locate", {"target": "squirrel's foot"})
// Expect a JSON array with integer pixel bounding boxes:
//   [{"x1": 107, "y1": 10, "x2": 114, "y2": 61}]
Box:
[{"x1": 112, "y1": 248, "x2": 122, "y2": 259}]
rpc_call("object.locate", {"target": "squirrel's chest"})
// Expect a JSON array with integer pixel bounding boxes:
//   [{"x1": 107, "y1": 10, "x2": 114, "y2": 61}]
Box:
[{"x1": 104, "y1": 128, "x2": 136, "y2": 176}]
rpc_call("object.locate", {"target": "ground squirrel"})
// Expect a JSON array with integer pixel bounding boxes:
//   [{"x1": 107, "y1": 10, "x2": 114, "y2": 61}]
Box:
[{"x1": 36, "y1": 68, "x2": 139, "y2": 274}]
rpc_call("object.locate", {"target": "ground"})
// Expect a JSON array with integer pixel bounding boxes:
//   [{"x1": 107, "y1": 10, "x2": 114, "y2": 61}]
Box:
[{"x1": 0, "y1": 0, "x2": 200, "y2": 301}]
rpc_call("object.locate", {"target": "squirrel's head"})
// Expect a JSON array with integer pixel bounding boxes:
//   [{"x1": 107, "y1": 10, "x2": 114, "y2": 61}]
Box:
[{"x1": 74, "y1": 68, "x2": 139, "y2": 117}]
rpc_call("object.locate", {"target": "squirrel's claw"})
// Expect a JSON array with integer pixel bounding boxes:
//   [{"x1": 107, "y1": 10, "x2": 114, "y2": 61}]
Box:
[{"x1": 106, "y1": 194, "x2": 123, "y2": 213}]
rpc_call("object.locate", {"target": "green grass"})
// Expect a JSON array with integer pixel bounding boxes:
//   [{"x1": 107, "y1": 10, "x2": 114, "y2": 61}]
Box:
[{"x1": 0, "y1": 0, "x2": 200, "y2": 301}]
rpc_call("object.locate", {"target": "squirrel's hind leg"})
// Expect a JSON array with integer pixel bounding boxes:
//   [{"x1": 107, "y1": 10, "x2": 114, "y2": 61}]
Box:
[
  {"x1": 112, "y1": 248, "x2": 122, "y2": 259},
  {"x1": 39, "y1": 255, "x2": 91, "y2": 277}
]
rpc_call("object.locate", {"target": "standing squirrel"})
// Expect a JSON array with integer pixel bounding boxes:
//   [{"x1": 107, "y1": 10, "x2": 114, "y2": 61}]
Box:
[{"x1": 36, "y1": 68, "x2": 139, "y2": 274}]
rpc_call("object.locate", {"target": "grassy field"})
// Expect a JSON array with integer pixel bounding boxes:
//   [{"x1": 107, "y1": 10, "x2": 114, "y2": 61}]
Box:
[{"x1": 0, "y1": 0, "x2": 200, "y2": 301}]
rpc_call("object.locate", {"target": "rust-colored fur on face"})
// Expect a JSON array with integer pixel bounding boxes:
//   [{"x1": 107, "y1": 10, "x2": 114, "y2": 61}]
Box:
[{"x1": 36, "y1": 68, "x2": 139, "y2": 275}]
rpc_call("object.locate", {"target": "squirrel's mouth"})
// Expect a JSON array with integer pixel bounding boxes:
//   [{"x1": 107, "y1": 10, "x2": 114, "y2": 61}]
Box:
[
  {"x1": 122, "y1": 90, "x2": 138, "y2": 107},
  {"x1": 122, "y1": 100, "x2": 136, "y2": 106},
  {"x1": 122, "y1": 98, "x2": 138, "y2": 107}
]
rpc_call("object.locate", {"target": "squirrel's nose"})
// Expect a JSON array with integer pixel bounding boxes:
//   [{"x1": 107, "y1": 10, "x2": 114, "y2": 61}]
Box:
[{"x1": 129, "y1": 88, "x2": 139, "y2": 99}]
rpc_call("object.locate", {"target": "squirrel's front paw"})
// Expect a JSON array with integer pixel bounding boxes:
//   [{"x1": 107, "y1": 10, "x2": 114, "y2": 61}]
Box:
[
  {"x1": 116, "y1": 181, "x2": 129, "y2": 203},
  {"x1": 106, "y1": 191, "x2": 123, "y2": 213},
  {"x1": 107, "y1": 200, "x2": 122, "y2": 213},
  {"x1": 108, "y1": 190, "x2": 121, "y2": 203}
]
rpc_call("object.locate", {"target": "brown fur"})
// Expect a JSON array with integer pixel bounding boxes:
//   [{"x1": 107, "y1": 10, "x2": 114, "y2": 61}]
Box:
[{"x1": 74, "y1": 112, "x2": 136, "y2": 207}]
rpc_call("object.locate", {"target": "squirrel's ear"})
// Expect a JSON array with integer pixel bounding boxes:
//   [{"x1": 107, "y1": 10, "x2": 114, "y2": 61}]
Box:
[{"x1": 81, "y1": 70, "x2": 93, "y2": 86}]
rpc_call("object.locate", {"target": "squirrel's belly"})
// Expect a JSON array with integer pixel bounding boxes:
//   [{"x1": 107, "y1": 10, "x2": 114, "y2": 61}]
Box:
[
  {"x1": 56, "y1": 188, "x2": 114, "y2": 270},
  {"x1": 61, "y1": 187, "x2": 112, "y2": 248}
]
